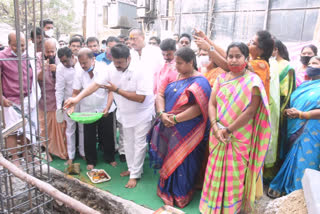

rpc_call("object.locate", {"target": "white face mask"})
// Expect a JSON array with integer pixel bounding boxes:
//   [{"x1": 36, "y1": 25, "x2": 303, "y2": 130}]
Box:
[
  {"x1": 198, "y1": 55, "x2": 210, "y2": 68},
  {"x1": 45, "y1": 29, "x2": 54, "y2": 37}
]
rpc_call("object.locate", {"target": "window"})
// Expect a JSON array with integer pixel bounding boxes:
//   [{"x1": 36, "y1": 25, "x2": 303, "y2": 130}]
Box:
[{"x1": 103, "y1": 6, "x2": 108, "y2": 26}]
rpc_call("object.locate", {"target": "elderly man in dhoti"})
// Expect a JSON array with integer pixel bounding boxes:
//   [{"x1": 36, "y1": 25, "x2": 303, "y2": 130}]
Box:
[{"x1": 0, "y1": 31, "x2": 38, "y2": 167}]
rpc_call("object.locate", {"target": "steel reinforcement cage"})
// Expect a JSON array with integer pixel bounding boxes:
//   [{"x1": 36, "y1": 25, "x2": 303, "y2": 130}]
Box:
[{"x1": 0, "y1": 0, "x2": 53, "y2": 213}]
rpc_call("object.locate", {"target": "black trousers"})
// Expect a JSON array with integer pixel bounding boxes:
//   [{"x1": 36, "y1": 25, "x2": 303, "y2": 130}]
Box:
[{"x1": 84, "y1": 112, "x2": 115, "y2": 166}]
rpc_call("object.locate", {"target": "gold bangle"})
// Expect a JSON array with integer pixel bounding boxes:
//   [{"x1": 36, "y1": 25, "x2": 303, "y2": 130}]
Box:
[
  {"x1": 299, "y1": 111, "x2": 303, "y2": 119},
  {"x1": 305, "y1": 112, "x2": 311, "y2": 120},
  {"x1": 210, "y1": 119, "x2": 217, "y2": 125}
]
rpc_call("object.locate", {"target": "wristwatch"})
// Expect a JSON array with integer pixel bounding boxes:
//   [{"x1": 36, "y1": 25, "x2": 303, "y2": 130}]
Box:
[{"x1": 209, "y1": 46, "x2": 215, "y2": 52}]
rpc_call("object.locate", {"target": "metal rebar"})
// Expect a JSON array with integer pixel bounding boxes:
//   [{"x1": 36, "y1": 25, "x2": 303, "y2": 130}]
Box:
[
  {"x1": 39, "y1": 0, "x2": 51, "y2": 179},
  {"x1": 23, "y1": 1, "x2": 40, "y2": 211}
]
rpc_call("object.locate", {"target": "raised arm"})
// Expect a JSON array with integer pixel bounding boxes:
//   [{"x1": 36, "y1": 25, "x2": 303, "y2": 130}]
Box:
[
  {"x1": 194, "y1": 35, "x2": 228, "y2": 71},
  {"x1": 63, "y1": 82, "x2": 100, "y2": 110}
]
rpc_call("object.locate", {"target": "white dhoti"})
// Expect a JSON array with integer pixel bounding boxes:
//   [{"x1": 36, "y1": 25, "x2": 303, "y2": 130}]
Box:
[
  {"x1": 3, "y1": 97, "x2": 37, "y2": 143},
  {"x1": 78, "y1": 122, "x2": 85, "y2": 157},
  {"x1": 116, "y1": 121, "x2": 125, "y2": 155},
  {"x1": 63, "y1": 106, "x2": 85, "y2": 159},
  {"x1": 123, "y1": 121, "x2": 151, "y2": 179}
]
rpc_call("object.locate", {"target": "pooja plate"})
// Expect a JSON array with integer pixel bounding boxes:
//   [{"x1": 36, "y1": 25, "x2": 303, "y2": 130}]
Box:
[{"x1": 86, "y1": 169, "x2": 111, "y2": 184}]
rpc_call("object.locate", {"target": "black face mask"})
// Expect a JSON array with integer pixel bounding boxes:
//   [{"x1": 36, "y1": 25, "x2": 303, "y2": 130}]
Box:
[
  {"x1": 300, "y1": 56, "x2": 312, "y2": 66},
  {"x1": 306, "y1": 66, "x2": 320, "y2": 77}
]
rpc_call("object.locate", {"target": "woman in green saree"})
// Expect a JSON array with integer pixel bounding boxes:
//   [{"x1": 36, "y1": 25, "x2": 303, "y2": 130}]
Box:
[{"x1": 264, "y1": 39, "x2": 296, "y2": 182}]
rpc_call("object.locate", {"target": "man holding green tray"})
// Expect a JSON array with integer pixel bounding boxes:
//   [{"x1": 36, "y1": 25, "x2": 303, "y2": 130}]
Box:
[
  {"x1": 64, "y1": 44, "x2": 155, "y2": 188},
  {"x1": 67, "y1": 48, "x2": 117, "y2": 170}
]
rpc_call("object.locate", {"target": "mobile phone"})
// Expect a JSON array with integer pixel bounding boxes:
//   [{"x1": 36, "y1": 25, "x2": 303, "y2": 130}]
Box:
[{"x1": 49, "y1": 57, "x2": 56, "y2": 79}]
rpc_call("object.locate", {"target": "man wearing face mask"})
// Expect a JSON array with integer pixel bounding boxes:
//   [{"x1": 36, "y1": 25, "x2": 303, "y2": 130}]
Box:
[
  {"x1": 64, "y1": 44, "x2": 155, "y2": 188},
  {"x1": 70, "y1": 48, "x2": 117, "y2": 170},
  {"x1": 197, "y1": 49, "x2": 210, "y2": 73},
  {"x1": 0, "y1": 31, "x2": 37, "y2": 167},
  {"x1": 296, "y1": 44, "x2": 318, "y2": 87},
  {"x1": 40, "y1": 19, "x2": 60, "y2": 50},
  {"x1": 37, "y1": 38, "x2": 67, "y2": 161},
  {"x1": 56, "y1": 47, "x2": 85, "y2": 165},
  {"x1": 96, "y1": 36, "x2": 119, "y2": 65}
]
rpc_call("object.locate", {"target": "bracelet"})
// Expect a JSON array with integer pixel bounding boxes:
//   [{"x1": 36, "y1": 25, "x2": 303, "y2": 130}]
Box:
[
  {"x1": 226, "y1": 127, "x2": 232, "y2": 134},
  {"x1": 173, "y1": 115, "x2": 179, "y2": 124},
  {"x1": 305, "y1": 112, "x2": 311, "y2": 120},
  {"x1": 299, "y1": 111, "x2": 303, "y2": 119},
  {"x1": 158, "y1": 111, "x2": 164, "y2": 117},
  {"x1": 115, "y1": 88, "x2": 120, "y2": 93},
  {"x1": 210, "y1": 119, "x2": 217, "y2": 127}
]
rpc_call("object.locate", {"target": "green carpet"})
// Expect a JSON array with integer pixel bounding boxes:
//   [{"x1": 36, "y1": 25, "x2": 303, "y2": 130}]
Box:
[{"x1": 50, "y1": 152, "x2": 201, "y2": 213}]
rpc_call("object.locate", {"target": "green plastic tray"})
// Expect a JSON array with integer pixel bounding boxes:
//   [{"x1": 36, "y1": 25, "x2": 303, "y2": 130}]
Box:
[{"x1": 69, "y1": 112, "x2": 104, "y2": 124}]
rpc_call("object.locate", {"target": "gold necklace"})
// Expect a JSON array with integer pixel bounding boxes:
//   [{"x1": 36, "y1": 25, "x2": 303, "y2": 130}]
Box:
[{"x1": 173, "y1": 71, "x2": 194, "y2": 92}]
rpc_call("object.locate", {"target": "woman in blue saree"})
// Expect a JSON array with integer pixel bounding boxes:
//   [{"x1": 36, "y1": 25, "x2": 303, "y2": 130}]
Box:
[
  {"x1": 148, "y1": 47, "x2": 211, "y2": 208},
  {"x1": 268, "y1": 56, "x2": 320, "y2": 198}
]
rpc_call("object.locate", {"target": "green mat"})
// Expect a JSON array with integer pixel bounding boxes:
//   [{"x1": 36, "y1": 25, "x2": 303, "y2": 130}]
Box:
[{"x1": 50, "y1": 152, "x2": 201, "y2": 213}]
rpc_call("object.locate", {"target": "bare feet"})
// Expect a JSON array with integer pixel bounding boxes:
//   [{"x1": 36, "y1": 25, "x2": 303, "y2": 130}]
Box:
[
  {"x1": 120, "y1": 170, "x2": 130, "y2": 177},
  {"x1": 66, "y1": 159, "x2": 73, "y2": 166},
  {"x1": 125, "y1": 178, "x2": 137, "y2": 188},
  {"x1": 87, "y1": 164, "x2": 95, "y2": 171},
  {"x1": 109, "y1": 161, "x2": 117, "y2": 167},
  {"x1": 44, "y1": 153, "x2": 53, "y2": 162}
]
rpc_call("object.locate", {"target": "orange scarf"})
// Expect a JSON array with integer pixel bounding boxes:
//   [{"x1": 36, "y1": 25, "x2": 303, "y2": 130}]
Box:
[{"x1": 249, "y1": 59, "x2": 270, "y2": 99}]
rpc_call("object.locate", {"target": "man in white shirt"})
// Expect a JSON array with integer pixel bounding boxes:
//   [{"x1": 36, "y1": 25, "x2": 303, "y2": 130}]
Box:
[
  {"x1": 70, "y1": 48, "x2": 116, "y2": 170},
  {"x1": 64, "y1": 44, "x2": 154, "y2": 188},
  {"x1": 128, "y1": 29, "x2": 164, "y2": 95},
  {"x1": 56, "y1": 47, "x2": 85, "y2": 165}
]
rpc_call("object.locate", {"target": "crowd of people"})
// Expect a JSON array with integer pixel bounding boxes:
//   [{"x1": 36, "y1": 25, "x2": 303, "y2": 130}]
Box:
[{"x1": 1, "y1": 17, "x2": 320, "y2": 213}]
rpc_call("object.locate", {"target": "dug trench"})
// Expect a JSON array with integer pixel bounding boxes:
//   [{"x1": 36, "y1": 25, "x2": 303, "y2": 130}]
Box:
[{"x1": 48, "y1": 168, "x2": 153, "y2": 214}]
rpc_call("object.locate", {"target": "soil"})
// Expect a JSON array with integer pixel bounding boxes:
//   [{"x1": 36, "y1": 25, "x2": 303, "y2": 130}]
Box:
[
  {"x1": 255, "y1": 189, "x2": 307, "y2": 214},
  {"x1": 1, "y1": 164, "x2": 308, "y2": 214}
]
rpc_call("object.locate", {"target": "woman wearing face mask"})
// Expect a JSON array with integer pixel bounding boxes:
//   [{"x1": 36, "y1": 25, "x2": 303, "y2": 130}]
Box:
[
  {"x1": 200, "y1": 42, "x2": 271, "y2": 213},
  {"x1": 264, "y1": 39, "x2": 296, "y2": 182},
  {"x1": 197, "y1": 49, "x2": 225, "y2": 87},
  {"x1": 268, "y1": 56, "x2": 320, "y2": 198},
  {"x1": 194, "y1": 29, "x2": 274, "y2": 100},
  {"x1": 296, "y1": 44, "x2": 318, "y2": 87}
]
